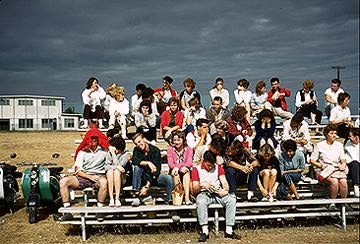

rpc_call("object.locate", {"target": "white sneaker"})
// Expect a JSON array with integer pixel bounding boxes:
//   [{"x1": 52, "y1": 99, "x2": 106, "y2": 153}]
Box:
[
  {"x1": 268, "y1": 193, "x2": 274, "y2": 203},
  {"x1": 115, "y1": 199, "x2": 121, "y2": 207},
  {"x1": 108, "y1": 199, "x2": 115, "y2": 207}
]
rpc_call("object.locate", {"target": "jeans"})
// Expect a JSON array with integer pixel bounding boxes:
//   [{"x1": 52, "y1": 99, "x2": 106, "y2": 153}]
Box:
[
  {"x1": 325, "y1": 104, "x2": 336, "y2": 118},
  {"x1": 226, "y1": 167, "x2": 259, "y2": 194},
  {"x1": 132, "y1": 165, "x2": 174, "y2": 202},
  {"x1": 277, "y1": 172, "x2": 302, "y2": 198},
  {"x1": 196, "y1": 192, "x2": 236, "y2": 226}
]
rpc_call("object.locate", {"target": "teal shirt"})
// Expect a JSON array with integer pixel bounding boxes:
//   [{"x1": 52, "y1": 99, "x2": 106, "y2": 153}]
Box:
[{"x1": 279, "y1": 150, "x2": 305, "y2": 171}]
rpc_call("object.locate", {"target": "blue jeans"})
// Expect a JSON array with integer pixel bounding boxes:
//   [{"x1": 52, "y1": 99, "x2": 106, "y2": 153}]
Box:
[
  {"x1": 225, "y1": 167, "x2": 259, "y2": 194},
  {"x1": 196, "y1": 192, "x2": 236, "y2": 226},
  {"x1": 132, "y1": 165, "x2": 174, "y2": 202},
  {"x1": 277, "y1": 172, "x2": 302, "y2": 199}
]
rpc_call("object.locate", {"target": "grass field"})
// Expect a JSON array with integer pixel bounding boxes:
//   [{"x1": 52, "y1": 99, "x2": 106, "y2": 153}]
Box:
[{"x1": 0, "y1": 131, "x2": 359, "y2": 243}]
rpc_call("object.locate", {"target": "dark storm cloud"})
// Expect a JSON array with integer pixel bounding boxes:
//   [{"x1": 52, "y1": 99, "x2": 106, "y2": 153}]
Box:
[{"x1": 0, "y1": 0, "x2": 358, "y2": 112}]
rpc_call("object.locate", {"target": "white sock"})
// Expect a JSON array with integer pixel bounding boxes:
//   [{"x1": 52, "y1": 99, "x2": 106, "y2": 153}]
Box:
[
  {"x1": 354, "y1": 185, "x2": 359, "y2": 197},
  {"x1": 225, "y1": 225, "x2": 233, "y2": 234},
  {"x1": 83, "y1": 119, "x2": 88, "y2": 128},
  {"x1": 97, "y1": 202, "x2": 104, "y2": 207},
  {"x1": 247, "y1": 191, "x2": 254, "y2": 200},
  {"x1": 201, "y1": 225, "x2": 209, "y2": 235},
  {"x1": 63, "y1": 202, "x2": 70, "y2": 208},
  {"x1": 98, "y1": 119, "x2": 103, "y2": 128}
]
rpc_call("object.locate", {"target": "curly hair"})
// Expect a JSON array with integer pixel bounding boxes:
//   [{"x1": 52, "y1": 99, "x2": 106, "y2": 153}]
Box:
[
  {"x1": 323, "y1": 124, "x2": 338, "y2": 137},
  {"x1": 183, "y1": 77, "x2": 196, "y2": 89},
  {"x1": 170, "y1": 130, "x2": 187, "y2": 146},
  {"x1": 231, "y1": 104, "x2": 247, "y2": 122}
]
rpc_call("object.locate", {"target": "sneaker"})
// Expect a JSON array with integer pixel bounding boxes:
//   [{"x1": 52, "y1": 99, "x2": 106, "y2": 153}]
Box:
[
  {"x1": 328, "y1": 203, "x2": 336, "y2": 211},
  {"x1": 268, "y1": 193, "x2": 274, "y2": 203},
  {"x1": 261, "y1": 197, "x2": 268, "y2": 202},
  {"x1": 108, "y1": 199, "x2": 115, "y2": 207},
  {"x1": 198, "y1": 233, "x2": 209, "y2": 242},
  {"x1": 249, "y1": 196, "x2": 259, "y2": 202},
  {"x1": 96, "y1": 213, "x2": 105, "y2": 222},
  {"x1": 131, "y1": 198, "x2": 141, "y2": 207},
  {"x1": 115, "y1": 199, "x2": 122, "y2": 207},
  {"x1": 224, "y1": 232, "x2": 241, "y2": 240},
  {"x1": 58, "y1": 213, "x2": 74, "y2": 221}
]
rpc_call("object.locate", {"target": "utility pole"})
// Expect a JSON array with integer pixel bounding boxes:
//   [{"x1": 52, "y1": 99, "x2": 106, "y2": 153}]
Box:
[{"x1": 331, "y1": 65, "x2": 345, "y2": 79}]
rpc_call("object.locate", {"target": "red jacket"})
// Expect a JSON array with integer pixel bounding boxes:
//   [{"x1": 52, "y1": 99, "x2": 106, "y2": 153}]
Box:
[
  {"x1": 267, "y1": 87, "x2": 291, "y2": 111},
  {"x1": 226, "y1": 117, "x2": 253, "y2": 137},
  {"x1": 154, "y1": 87, "x2": 177, "y2": 102},
  {"x1": 160, "y1": 110, "x2": 184, "y2": 129},
  {"x1": 74, "y1": 127, "x2": 109, "y2": 161}
]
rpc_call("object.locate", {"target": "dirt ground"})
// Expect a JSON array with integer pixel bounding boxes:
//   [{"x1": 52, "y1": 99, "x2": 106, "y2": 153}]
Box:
[{"x1": 0, "y1": 131, "x2": 359, "y2": 244}]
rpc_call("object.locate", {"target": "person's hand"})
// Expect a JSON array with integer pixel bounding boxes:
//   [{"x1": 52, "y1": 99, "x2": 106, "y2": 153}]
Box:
[
  {"x1": 239, "y1": 165, "x2": 252, "y2": 174},
  {"x1": 164, "y1": 130, "x2": 172, "y2": 139},
  {"x1": 215, "y1": 188, "x2": 228, "y2": 197},
  {"x1": 117, "y1": 165, "x2": 125, "y2": 173},
  {"x1": 202, "y1": 126, "x2": 209, "y2": 135},
  {"x1": 180, "y1": 167, "x2": 189, "y2": 174},
  {"x1": 200, "y1": 182, "x2": 212, "y2": 191},
  {"x1": 148, "y1": 162, "x2": 157, "y2": 173},
  {"x1": 339, "y1": 164, "x2": 346, "y2": 171},
  {"x1": 139, "y1": 186, "x2": 149, "y2": 196},
  {"x1": 126, "y1": 153, "x2": 132, "y2": 161},
  {"x1": 242, "y1": 130, "x2": 248, "y2": 135},
  {"x1": 171, "y1": 167, "x2": 179, "y2": 176}
]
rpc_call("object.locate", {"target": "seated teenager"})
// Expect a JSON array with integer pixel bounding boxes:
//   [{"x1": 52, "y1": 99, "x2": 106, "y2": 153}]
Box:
[
  {"x1": 224, "y1": 139, "x2": 260, "y2": 201},
  {"x1": 182, "y1": 97, "x2": 206, "y2": 135},
  {"x1": 193, "y1": 134, "x2": 227, "y2": 166},
  {"x1": 167, "y1": 131, "x2": 193, "y2": 205},
  {"x1": 206, "y1": 96, "x2": 231, "y2": 134},
  {"x1": 179, "y1": 77, "x2": 201, "y2": 110},
  {"x1": 233, "y1": 78, "x2": 252, "y2": 122},
  {"x1": 108, "y1": 86, "x2": 130, "y2": 139},
  {"x1": 250, "y1": 80, "x2": 268, "y2": 117},
  {"x1": 226, "y1": 104, "x2": 253, "y2": 147},
  {"x1": 256, "y1": 144, "x2": 280, "y2": 202},
  {"x1": 252, "y1": 109, "x2": 278, "y2": 150},
  {"x1": 160, "y1": 97, "x2": 184, "y2": 141},
  {"x1": 277, "y1": 139, "x2": 305, "y2": 201},
  {"x1": 345, "y1": 128, "x2": 359, "y2": 197},
  {"x1": 186, "y1": 118, "x2": 211, "y2": 151},
  {"x1": 135, "y1": 100, "x2": 157, "y2": 143}
]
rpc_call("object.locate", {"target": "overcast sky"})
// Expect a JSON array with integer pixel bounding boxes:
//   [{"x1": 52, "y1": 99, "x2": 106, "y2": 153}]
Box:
[{"x1": 0, "y1": 0, "x2": 358, "y2": 113}]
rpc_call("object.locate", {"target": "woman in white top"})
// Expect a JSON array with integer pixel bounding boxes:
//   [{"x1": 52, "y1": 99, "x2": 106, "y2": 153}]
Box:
[
  {"x1": 250, "y1": 80, "x2": 268, "y2": 117},
  {"x1": 182, "y1": 97, "x2": 206, "y2": 134},
  {"x1": 329, "y1": 92, "x2": 353, "y2": 141},
  {"x1": 81, "y1": 77, "x2": 106, "y2": 128},
  {"x1": 209, "y1": 77, "x2": 229, "y2": 108},
  {"x1": 310, "y1": 124, "x2": 348, "y2": 200},
  {"x1": 108, "y1": 87, "x2": 129, "y2": 139},
  {"x1": 234, "y1": 79, "x2": 252, "y2": 122}
]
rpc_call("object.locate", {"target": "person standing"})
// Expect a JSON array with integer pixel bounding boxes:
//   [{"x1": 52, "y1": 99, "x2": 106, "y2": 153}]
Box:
[{"x1": 192, "y1": 150, "x2": 240, "y2": 242}]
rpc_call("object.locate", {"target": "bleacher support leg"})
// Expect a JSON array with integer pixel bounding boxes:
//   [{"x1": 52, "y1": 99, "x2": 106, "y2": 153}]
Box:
[
  {"x1": 214, "y1": 209, "x2": 219, "y2": 235},
  {"x1": 341, "y1": 205, "x2": 346, "y2": 230},
  {"x1": 81, "y1": 214, "x2": 87, "y2": 241}
]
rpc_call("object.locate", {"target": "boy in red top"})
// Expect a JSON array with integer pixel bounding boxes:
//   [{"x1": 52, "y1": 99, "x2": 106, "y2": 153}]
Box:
[
  {"x1": 160, "y1": 97, "x2": 184, "y2": 140},
  {"x1": 266, "y1": 77, "x2": 293, "y2": 120},
  {"x1": 192, "y1": 150, "x2": 240, "y2": 242}
]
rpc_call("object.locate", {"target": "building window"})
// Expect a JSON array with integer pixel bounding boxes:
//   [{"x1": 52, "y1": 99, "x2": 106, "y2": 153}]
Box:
[
  {"x1": 18, "y1": 100, "x2": 33, "y2": 106},
  {"x1": 64, "y1": 118, "x2": 75, "y2": 128},
  {"x1": 19, "y1": 119, "x2": 33, "y2": 128},
  {"x1": 41, "y1": 119, "x2": 52, "y2": 129},
  {"x1": 41, "y1": 99, "x2": 56, "y2": 106},
  {"x1": 0, "y1": 99, "x2": 10, "y2": 105}
]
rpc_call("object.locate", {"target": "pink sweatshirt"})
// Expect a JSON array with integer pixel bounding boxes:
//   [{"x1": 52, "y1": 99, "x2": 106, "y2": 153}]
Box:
[{"x1": 167, "y1": 146, "x2": 193, "y2": 170}]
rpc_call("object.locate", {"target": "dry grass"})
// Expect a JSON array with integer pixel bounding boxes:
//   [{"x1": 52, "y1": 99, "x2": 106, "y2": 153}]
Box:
[{"x1": 0, "y1": 131, "x2": 359, "y2": 243}]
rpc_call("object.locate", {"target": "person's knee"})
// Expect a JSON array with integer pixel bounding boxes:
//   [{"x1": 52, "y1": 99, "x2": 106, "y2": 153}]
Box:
[
  {"x1": 60, "y1": 177, "x2": 71, "y2": 188},
  {"x1": 263, "y1": 169, "x2": 270, "y2": 176},
  {"x1": 97, "y1": 177, "x2": 108, "y2": 190},
  {"x1": 270, "y1": 169, "x2": 277, "y2": 176}
]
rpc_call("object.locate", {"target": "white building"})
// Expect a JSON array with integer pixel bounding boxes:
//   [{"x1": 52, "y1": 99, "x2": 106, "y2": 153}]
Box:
[{"x1": 0, "y1": 95, "x2": 81, "y2": 131}]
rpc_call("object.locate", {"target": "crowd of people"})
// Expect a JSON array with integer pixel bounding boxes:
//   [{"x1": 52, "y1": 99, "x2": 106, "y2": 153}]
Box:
[{"x1": 60, "y1": 75, "x2": 359, "y2": 242}]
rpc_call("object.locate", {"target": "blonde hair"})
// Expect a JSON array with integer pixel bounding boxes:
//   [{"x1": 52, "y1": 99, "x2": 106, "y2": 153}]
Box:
[
  {"x1": 303, "y1": 80, "x2": 314, "y2": 90},
  {"x1": 107, "y1": 83, "x2": 118, "y2": 97},
  {"x1": 257, "y1": 144, "x2": 275, "y2": 161},
  {"x1": 114, "y1": 87, "x2": 126, "y2": 102}
]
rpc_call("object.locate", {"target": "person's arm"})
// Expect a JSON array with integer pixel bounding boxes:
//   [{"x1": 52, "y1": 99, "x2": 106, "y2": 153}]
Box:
[
  {"x1": 309, "y1": 144, "x2": 325, "y2": 169},
  {"x1": 97, "y1": 86, "x2": 106, "y2": 100},
  {"x1": 280, "y1": 88, "x2": 291, "y2": 97},
  {"x1": 167, "y1": 147, "x2": 176, "y2": 170},
  {"x1": 228, "y1": 160, "x2": 250, "y2": 174},
  {"x1": 82, "y1": 89, "x2": 91, "y2": 104},
  {"x1": 295, "y1": 91, "x2": 303, "y2": 108},
  {"x1": 191, "y1": 168, "x2": 201, "y2": 194},
  {"x1": 223, "y1": 90, "x2": 230, "y2": 107},
  {"x1": 181, "y1": 146, "x2": 194, "y2": 169}
]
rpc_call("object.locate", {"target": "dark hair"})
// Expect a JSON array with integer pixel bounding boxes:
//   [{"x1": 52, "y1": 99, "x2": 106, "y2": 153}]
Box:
[
  {"x1": 140, "y1": 100, "x2": 152, "y2": 114},
  {"x1": 212, "y1": 96, "x2": 223, "y2": 104},
  {"x1": 170, "y1": 130, "x2": 186, "y2": 146},
  {"x1": 323, "y1": 124, "x2": 338, "y2": 137},
  {"x1": 282, "y1": 139, "x2": 297, "y2": 152},
  {"x1": 109, "y1": 136, "x2": 126, "y2": 152},
  {"x1": 270, "y1": 77, "x2": 279, "y2": 84},
  {"x1": 196, "y1": 118, "x2": 209, "y2": 127},
  {"x1": 349, "y1": 127, "x2": 359, "y2": 138},
  {"x1": 210, "y1": 134, "x2": 227, "y2": 155},
  {"x1": 168, "y1": 97, "x2": 179, "y2": 107},
  {"x1": 203, "y1": 150, "x2": 217, "y2": 164},
  {"x1": 107, "y1": 128, "x2": 120, "y2": 139},
  {"x1": 237, "y1": 79, "x2": 249, "y2": 89},
  {"x1": 331, "y1": 78, "x2": 341, "y2": 86},
  {"x1": 132, "y1": 132, "x2": 144, "y2": 141},
  {"x1": 213, "y1": 77, "x2": 224, "y2": 89},
  {"x1": 188, "y1": 97, "x2": 200, "y2": 110},
  {"x1": 291, "y1": 113, "x2": 304, "y2": 124},
  {"x1": 337, "y1": 92, "x2": 350, "y2": 104},
  {"x1": 86, "y1": 77, "x2": 98, "y2": 89},
  {"x1": 142, "y1": 87, "x2": 154, "y2": 100},
  {"x1": 163, "y1": 75, "x2": 174, "y2": 84},
  {"x1": 183, "y1": 77, "x2": 196, "y2": 89},
  {"x1": 136, "y1": 84, "x2": 146, "y2": 92},
  {"x1": 231, "y1": 104, "x2": 247, "y2": 122},
  {"x1": 255, "y1": 80, "x2": 266, "y2": 95},
  {"x1": 258, "y1": 109, "x2": 274, "y2": 120}
]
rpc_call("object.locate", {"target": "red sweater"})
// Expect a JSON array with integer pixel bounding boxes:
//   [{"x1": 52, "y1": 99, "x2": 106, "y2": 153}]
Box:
[
  {"x1": 267, "y1": 87, "x2": 291, "y2": 111},
  {"x1": 74, "y1": 127, "x2": 109, "y2": 161},
  {"x1": 160, "y1": 110, "x2": 184, "y2": 129},
  {"x1": 226, "y1": 117, "x2": 253, "y2": 137}
]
